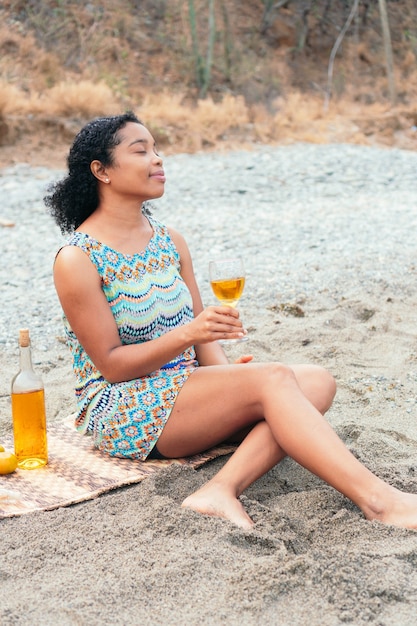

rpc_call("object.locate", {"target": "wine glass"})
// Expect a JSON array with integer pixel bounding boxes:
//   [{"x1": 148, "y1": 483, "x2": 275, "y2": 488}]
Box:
[{"x1": 209, "y1": 257, "x2": 248, "y2": 343}]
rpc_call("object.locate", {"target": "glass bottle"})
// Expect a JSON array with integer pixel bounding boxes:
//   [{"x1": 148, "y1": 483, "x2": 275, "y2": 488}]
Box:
[{"x1": 11, "y1": 328, "x2": 48, "y2": 469}]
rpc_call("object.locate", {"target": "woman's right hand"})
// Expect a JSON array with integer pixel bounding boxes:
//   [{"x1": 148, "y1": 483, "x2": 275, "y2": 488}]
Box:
[{"x1": 189, "y1": 305, "x2": 246, "y2": 344}]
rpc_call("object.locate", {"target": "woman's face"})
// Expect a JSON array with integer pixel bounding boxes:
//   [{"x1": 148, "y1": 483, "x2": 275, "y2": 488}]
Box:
[{"x1": 103, "y1": 122, "x2": 166, "y2": 202}]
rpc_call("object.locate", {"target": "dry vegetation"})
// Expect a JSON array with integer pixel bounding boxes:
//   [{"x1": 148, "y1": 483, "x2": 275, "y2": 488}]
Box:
[{"x1": 0, "y1": 0, "x2": 416, "y2": 168}]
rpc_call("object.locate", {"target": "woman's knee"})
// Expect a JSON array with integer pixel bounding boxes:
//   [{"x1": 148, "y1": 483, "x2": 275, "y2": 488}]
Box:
[
  {"x1": 292, "y1": 363, "x2": 336, "y2": 413},
  {"x1": 261, "y1": 362, "x2": 298, "y2": 387},
  {"x1": 316, "y1": 365, "x2": 337, "y2": 411}
]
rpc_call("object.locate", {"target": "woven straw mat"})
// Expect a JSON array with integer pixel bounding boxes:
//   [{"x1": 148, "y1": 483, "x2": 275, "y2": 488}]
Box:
[{"x1": 0, "y1": 415, "x2": 235, "y2": 518}]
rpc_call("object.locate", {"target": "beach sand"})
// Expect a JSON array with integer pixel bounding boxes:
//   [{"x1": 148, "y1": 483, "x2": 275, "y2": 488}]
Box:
[
  {"x1": 2, "y1": 291, "x2": 417, "y2": 625},
  {"x1": 1, "y1": 147, "x2": 417, "y2": 624}
]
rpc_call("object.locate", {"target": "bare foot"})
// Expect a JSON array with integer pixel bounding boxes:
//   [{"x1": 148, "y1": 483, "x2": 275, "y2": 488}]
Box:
[
  {"x1": 363, "y1": 486, "x2": 417, "y2": 530},
  {"x1": 181, "y1": 480, "x2": 254, "y2": 530}
]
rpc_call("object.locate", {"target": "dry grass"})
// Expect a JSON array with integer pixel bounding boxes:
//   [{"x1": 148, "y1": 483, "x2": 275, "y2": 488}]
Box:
[
  {"x1": 0, "y1": 0, "x2": 416, "y2": 169},
  {"x1": 0, "y1": 82, "x2": 26, "y2": 115},
  {"x1": 43, "y1": 81, "x2": 120, "y2": 117},
  {"x1": 1, "y1": 79, "x2": 417, "y2": 160},
  {"x1": 138, "y1": 92, "x2": 251, "y2": 150},
  {"x1": 0, "y1": 80, "x2": 120, "y2": 117}
]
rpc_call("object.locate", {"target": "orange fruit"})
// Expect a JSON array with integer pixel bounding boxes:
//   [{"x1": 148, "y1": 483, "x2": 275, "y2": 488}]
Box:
[
  {"x1": 0, "y1": 450, "x2": 18, "y2": 474},
  {"x1": 0, "y1": 444, "x2": 4, "y2": 452}
]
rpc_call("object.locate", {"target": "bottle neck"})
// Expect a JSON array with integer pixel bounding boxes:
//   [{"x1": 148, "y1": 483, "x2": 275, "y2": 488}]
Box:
[{"x1": 19, "y1": 345, "x2": 34, "y2": 372}]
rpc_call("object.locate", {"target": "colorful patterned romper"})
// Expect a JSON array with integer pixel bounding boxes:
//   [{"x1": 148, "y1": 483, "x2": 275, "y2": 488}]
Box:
[{"x1": 63, "y1": 216, "x2": 199, "y2": 460}]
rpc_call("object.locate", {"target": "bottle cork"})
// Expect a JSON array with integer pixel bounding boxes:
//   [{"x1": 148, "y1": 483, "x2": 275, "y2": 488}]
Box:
[{"x1": 19, "y1": 328, "x2": 30, "y2": 348}]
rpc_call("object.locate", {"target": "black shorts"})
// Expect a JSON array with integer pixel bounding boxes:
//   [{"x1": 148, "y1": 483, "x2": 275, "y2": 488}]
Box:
[{"x1": 147, "y1": 444, "x2": 168, "y2": 460}]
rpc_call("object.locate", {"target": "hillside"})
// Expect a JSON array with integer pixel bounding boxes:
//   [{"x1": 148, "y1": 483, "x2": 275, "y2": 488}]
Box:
[{"x1": 0, "y1": 0, "x2": 416, "y2": 168}]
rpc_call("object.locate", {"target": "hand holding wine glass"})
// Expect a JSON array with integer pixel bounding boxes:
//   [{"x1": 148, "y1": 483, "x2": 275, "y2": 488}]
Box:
[{"x1": 209, "y1": 257, "x2": 248, "y2": 343}]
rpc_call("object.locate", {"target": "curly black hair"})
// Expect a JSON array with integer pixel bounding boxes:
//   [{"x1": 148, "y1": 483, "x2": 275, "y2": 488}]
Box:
[{"x1": 44, "y1": 111, "x2": 143, "y2": 234}]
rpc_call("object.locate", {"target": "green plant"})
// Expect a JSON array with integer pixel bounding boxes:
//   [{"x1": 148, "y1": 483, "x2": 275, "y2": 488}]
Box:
[
  {"x1": 220, "y1": 0, "x2": 233, "y2": 82},
  {"x1": 188, "y1": 0, "x2": 216, "y2": 98}
]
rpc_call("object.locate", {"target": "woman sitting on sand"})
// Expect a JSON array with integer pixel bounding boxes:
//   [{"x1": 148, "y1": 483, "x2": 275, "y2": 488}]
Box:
[{"x1": 45, "y1": 112, "x2": 417, "y2": 530}]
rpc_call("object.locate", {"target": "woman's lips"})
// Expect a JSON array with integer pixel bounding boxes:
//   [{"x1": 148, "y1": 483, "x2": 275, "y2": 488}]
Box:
[{"x1": 150, "y1": 170, "x2": 166, "y2": 182}]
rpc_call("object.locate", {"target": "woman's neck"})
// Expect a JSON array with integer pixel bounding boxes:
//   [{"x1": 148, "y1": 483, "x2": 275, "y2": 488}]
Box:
[{"x1": 78, "y1": 204, "x2": 154, "y2": 256}]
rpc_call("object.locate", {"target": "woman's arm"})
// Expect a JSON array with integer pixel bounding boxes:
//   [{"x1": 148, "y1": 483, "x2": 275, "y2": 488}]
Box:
[
  {"x1": 169, "y1": 227, "x2": 238, "y2": 367},
  {"x1": 54, "y1": 236, "x2": 244, "y2": 382},
  {"x1": 54, "y1": 245, "x2": 200, "y2": 382}
]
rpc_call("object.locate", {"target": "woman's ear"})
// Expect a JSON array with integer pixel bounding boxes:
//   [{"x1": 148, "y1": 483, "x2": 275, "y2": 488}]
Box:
[{"x1": 90, "y1": 160, "x2": 109, "y2": 183}]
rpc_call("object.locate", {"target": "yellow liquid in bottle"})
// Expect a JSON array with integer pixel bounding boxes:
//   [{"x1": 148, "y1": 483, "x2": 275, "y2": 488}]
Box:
[{"x1": 12, "y1": 389, "x2": 48, "y2": 469}]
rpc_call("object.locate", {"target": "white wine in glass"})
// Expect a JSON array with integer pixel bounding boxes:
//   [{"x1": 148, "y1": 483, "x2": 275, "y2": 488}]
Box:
[{"x1": 209, "y1": 257, "x2": 248, "y2": 343}]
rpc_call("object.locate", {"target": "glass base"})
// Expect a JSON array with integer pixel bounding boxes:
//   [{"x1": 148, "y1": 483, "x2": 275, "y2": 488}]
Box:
[
  {"x1": 17, "y1": 458, "x2": 47, "y2": 470},
  {"x1": 219, "y1": 336, "x2": 249, "y2": 345}
]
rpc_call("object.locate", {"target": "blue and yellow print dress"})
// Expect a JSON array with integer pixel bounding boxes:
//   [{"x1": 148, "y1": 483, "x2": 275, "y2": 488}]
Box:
[{"x1": 63, "y1": 216, "x2": 198, "y2": 460}]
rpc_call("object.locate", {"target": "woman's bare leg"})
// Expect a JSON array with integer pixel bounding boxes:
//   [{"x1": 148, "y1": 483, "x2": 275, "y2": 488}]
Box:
[
  {"x1": 182, "y1": 420, "x2": 285, "y2": 528},
  {"x1": 180, "y1": 364, "x2": 335, "y2": 528},
  {"x1": 291, "y1": 363, "x2": 336, "y2": 414},
  {"x1": 157, "y1": 362, "x2": 417, "y2": 529},
  {"x1": 158, "y1": 363, "x2": 335, "y2": 456}
]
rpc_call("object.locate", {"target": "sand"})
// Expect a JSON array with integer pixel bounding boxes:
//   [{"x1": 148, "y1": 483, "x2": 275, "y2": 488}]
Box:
[{"x1": 1, "y1": 146, "x2": 417, "y2": 625}]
